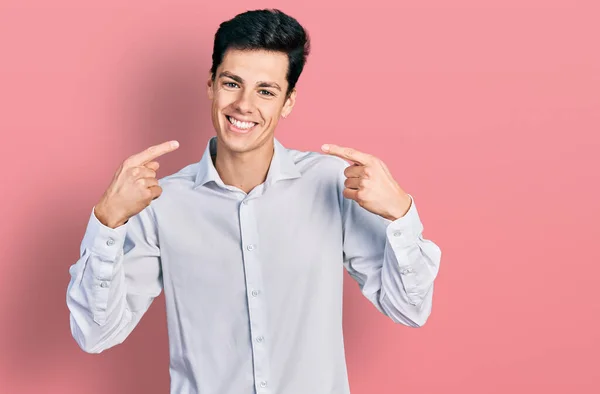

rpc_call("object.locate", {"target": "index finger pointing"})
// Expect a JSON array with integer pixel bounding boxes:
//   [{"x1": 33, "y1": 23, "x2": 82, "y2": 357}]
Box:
[
  {"x1": 321, "y1": 144, "x2": 371, "y2": 165},
  {"x1": 128, "y1": 140, "x2": 180, "y2": 166}
]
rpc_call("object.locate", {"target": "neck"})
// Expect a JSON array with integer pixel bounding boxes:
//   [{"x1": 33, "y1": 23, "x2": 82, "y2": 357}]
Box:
[{"x1": 214, "y1": 138, "x2": 274, "y2": 194}]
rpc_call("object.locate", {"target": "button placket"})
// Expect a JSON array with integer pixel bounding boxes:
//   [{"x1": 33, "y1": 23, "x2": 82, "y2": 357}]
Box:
[{"x1": 239, "y1": 199, "x2": 270, "y2": 390}]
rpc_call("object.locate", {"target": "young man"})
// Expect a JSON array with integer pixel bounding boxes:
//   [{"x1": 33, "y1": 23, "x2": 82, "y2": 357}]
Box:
[{"x1": 66, "y1": 8, "x2": 442, "y2": 394}]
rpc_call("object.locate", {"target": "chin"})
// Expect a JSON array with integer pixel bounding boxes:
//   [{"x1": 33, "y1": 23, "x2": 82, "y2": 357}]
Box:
[
  {"x1": 215, "y1": 129, "x2": 253, "y2": 154},
  {"x1": 220, "y1": 137, "x2": 253, "y2": 153}
]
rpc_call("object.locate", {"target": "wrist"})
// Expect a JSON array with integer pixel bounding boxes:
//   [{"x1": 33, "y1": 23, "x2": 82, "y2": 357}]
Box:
[
  {"x1": 94, "y1": 201, "x2": 127, "y2": 229},
  {"x1": 384, "y1": 193, "x2": 412, "y2": 221}
]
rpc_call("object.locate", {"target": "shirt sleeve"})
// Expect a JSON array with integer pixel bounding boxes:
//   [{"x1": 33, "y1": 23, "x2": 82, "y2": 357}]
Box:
[
  {"x1": 66, "y1": 204, "x2": 162, "y2": 353},
  {"x1": 339, "y1": 165, "x2": 442, "y2": 327}
]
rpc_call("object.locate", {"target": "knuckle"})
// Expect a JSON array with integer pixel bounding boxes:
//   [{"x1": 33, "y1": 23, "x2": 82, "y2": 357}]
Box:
[
  {"x1": 344, "y1": 148, "x2": 355, "y2": 157},
  {"x1": 356, "y1": 190, "x2": 367, "y2": 201},
  {"x1": 150, "y1": 186, "x2": 162, "y2": 200}
]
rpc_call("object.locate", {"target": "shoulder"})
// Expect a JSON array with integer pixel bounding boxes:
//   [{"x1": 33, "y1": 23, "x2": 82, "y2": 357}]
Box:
[
  {"x1": 286, "y1": 147, "x2": 350, "y2": 181},
  {"x1": 157, "y1": 162, "x2": 199, "y2": 188}
]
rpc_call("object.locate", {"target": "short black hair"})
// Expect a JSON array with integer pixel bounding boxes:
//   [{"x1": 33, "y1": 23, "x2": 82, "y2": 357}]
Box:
[{"x1": 210, "y1": 9, "x2": 311, "y2": 96}]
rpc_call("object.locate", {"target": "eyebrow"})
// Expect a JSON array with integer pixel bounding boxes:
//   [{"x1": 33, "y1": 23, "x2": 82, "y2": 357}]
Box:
[{"x1": 219, "y1": 71, "x2": 282, "y2": 91}]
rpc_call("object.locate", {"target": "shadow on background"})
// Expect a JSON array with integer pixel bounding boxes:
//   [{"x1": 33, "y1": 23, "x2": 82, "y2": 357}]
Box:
[{"x1": 3, "y1": 42, "x2": 213, "y2": 393}]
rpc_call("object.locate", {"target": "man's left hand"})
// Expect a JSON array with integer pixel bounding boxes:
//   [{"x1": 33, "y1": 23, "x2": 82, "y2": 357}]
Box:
[{"x1": 321, "y1": 144, "x2": 412, "y2": 221}]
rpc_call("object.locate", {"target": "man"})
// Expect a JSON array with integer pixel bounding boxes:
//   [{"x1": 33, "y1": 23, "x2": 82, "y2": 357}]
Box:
[{"x1": 66, "y1": 8, "x2": 442, "y2": 394}]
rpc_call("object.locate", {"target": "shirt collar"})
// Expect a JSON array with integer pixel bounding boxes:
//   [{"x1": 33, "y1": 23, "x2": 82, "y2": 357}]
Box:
[{"x1": 193, "y1": 136, "x2": 302, "y2": 190}]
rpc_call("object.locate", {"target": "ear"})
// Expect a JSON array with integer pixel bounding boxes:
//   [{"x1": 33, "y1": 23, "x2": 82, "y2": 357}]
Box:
[
  {"x1": 207, "y1": 74, "x2": 214, "y2": 100},
  {"x1": 281, "y1": 88, "x2": 297, "y2": 118}
]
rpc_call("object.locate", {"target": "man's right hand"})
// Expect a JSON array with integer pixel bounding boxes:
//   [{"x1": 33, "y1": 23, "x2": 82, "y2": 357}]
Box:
[{"x1": 94, "y1": 140, "x2": 180, "y2": 228}]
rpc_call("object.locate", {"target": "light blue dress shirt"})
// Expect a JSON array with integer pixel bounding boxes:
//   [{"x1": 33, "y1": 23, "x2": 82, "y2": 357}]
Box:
[{"x1": 66, "y1": 136, "x2": 442, "y2": 394}]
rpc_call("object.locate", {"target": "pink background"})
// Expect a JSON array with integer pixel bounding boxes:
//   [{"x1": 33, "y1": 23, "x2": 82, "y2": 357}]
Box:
[{"x1": 1, "y1": 0, "x2": 598, "y2": 393}]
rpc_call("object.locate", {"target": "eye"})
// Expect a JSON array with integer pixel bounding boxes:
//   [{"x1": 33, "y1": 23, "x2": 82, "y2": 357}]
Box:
[
  {"x1": 223, "y1": 82, "x2": 239, "y2": 88},
  {"x1": 259, "y1": 90, "x2": 275, "y2": 97}
]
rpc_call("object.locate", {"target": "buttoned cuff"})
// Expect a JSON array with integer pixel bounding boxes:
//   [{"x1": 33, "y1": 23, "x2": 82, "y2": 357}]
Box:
[
  {"x1": 384, "y1": 194, "x2": 424, "y2": 245},
  {"x1": 81, "y1": 207, "x2": 128, "y2": 262}
]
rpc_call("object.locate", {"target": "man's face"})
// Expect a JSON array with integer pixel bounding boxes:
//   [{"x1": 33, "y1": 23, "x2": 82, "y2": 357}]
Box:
[{"x1": 207, "y1": 49, "x2": 296, "y2": 155}]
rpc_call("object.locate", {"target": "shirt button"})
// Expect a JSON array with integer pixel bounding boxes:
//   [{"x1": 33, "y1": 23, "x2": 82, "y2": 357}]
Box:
[
  {"x1": 247, "y1": 244, "x2": 255, "y2": 251},
  {"x1": 260, "y1": 381, "x2": 267, "y2": 388},
  {"x1": 393, "y1": 231, "x2": 402, "y2": 237},
  {"x1": 100, "y1": 281, "x2": 109, "y2": 288},
  {"x1": 256, "y1": 336, "x2": 264, "y2": 343},
  {"x1": 251, "y1": 290, "x2": 259, "y2": 297},
  {"x1": 106, "y1": 238, "x2": 115, "y2": 246}
]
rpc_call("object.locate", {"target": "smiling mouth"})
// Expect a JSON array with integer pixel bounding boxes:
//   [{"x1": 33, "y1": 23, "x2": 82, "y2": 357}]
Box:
[{"x1": 226, "y1": 115, "x2": 258, "y2": 131}]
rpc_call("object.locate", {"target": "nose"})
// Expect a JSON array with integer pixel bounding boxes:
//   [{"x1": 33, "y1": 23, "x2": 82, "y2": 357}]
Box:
[{"x1": 233, "y1": 89, "x2": 255, "y2": 114}]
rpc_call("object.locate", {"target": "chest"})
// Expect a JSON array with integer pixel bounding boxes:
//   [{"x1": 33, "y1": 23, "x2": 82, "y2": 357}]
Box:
[{"x1": 155, "y1": 182, "x2": 344, "y2": 292}]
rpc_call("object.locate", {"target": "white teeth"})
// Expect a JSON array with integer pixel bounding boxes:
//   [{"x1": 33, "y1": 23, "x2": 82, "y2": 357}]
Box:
[{"x1": 228, "y1": 116, "x2": 255, "y2": 130}]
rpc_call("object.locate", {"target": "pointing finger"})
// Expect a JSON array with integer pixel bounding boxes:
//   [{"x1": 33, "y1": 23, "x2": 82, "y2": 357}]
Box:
[
  {"x1": 321, "y1": 144, "x2": 372, "y2": 165},
  {"x1": 127, "y1": 140, "x2": 180, "y2": 167}
]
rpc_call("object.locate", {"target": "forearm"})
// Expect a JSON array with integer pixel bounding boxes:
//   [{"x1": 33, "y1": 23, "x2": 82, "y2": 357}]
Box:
[
  {"x1": 66, "y1": 208, "x2": 133, "y2": 353},
  {"x1": 67, "y1": 249, "x2": 133, "y2": 353},
  {"x1": 66, "y1": 207, "x2": 161, "y2": 353},
  {"x1": 343, "y1": 194, "x2": 442, "y2": 327},
  {"x1": 378, "y1": 232, "x2": 441, "y2": 327}
]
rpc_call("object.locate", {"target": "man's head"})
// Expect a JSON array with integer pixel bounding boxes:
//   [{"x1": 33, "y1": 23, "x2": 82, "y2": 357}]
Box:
[{"x1": 207, "y1": 9, "x2": 310, "y2": 155}]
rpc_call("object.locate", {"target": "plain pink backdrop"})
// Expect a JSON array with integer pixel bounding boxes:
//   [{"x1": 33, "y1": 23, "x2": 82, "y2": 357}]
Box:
[{"x1": 0, "y1": 0, "x2": 598, "y2": 393}]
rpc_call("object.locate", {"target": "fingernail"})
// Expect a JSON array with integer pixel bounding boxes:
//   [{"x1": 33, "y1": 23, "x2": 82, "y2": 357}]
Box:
[
  {"x1": 171, "y1": 141, "x2": 179, "y2": 148},
  {"x1": 321, "y1": 144, "x2": 330, "y2": 152}
]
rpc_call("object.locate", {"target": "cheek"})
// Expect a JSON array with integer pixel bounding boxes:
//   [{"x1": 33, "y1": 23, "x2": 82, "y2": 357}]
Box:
[
  {"x1": 210, "y1": 94, "x2": 229, "y2": 126},
  {"x1": 210, "y1": 99, "x2": 221, "y2": 120},
  {"x1": 259, "y1": 100, "x2": 284, "y2": 119},
  {"x1": 213, "y1": 89, "x2": 236, "y2": 110}
]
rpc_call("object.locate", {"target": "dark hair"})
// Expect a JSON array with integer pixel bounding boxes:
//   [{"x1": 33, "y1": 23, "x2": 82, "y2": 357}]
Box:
[{"x1": 210, "y1": 9, "x2": 310, "y2": 96}]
